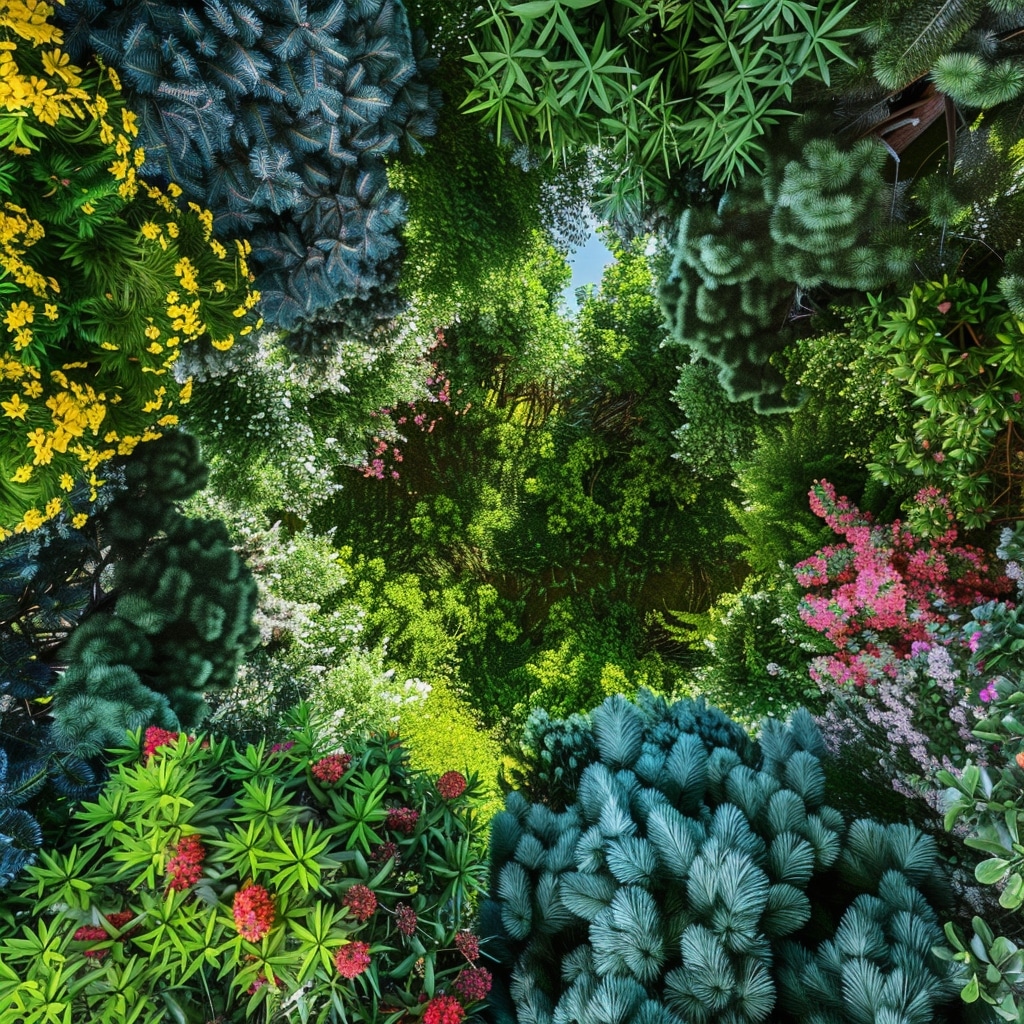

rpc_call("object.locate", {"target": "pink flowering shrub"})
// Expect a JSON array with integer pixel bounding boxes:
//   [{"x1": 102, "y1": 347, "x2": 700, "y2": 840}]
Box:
[
  {"x1": 794, "y1": 481, "x2": 1009, "y2": 691},
  {"x1": 360, "y1": 330, "x2": 469, "y2": 481}
]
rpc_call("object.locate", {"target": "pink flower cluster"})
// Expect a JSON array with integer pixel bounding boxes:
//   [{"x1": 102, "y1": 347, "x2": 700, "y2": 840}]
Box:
[
  {"x1": 386, "y1": 806, "x2": 419, "y2": 835},
  {"x1": 142, "y1": 726, "x2": 182, "y2": 761},
  {"x1": 794, "y1": 481, "x2": 1009, "y2": 689},
  {"x1": 453, "y1": 966, "x2": 492, "y2": 1002},
  {"x1": 311, "y1": 753, "x2": 352, "y2": 783},
  {"x1": 359, "y1": 330, "x2": 471, "y2": 482},
  {"x1": 342, "y1": 884, "x2": 378, "y2": 922},
  {"x1": 334, "y1": 940, "x2": 372, "y2": 979}
]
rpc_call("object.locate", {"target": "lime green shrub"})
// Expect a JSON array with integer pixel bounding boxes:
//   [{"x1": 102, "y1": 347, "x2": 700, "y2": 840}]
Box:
[{"x1": 0, "y1": 705, "x2": 490, "y2": 1024}]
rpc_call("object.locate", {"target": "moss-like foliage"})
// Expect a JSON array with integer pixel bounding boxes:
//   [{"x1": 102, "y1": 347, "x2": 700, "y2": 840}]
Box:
[{"x1": 660, "y1": 135, "x2": 912, "y2": 412}]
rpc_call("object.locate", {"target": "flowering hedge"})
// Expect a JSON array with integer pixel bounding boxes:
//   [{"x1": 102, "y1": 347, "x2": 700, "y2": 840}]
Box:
[
  {"x1": 0, "y1": 705, "x2": 490, "y2": 1024},
  {"x1": 794, "y1": 480, "x2": 1009, "y2": 691},
  {"x1": 0, "y1": 0, "x2": 260, "y2": 536}
]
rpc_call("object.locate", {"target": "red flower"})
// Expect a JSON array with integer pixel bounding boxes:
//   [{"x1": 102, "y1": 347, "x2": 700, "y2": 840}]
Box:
[
  {"x1": 311, "y1": 752, "x2": 352, "y2": 783},
  {"x1": 394, "y1": 902, "x2": 417, "y2": 936},
  {"x1": 423, "y1": 995, "x2": 465, "y2": 1024},
  {"x1": 233, "y1": 884, "x2": 276, "y2": 942},
  {"x1": 1016, "y1": 751, "x2": 1024, "y2": 769},
  {"x1": 372, "y1": 841, "x2": 400, "y2": 865},
  {"x1": 334, "y1": 940, "x2": 372, "y2": 979},
  {"x1": 453, "y1": 967, "x2": 492, "y2": 1002},
  {"x1": 436, "y1": 772, "x2": 467, "y2": 800},
  {"x1": 454, "y1": 931, "x2": 480, "y2": 962},
  {"x1": 165, "y1": 833, "x2": 205, "y2": 891},
  {"x1": 73, "y1": 911, "x2": 138, "y2": 959},
  {"x1": 386, "y1": 806, "x2": 419, "y2": 835},
  {"x1": 104, "y1": 911, "x2": 136, "y2": 933},
  {"x1": 343, "y1": 884, "x2": 378, "y2": 922},
  {"x1": 73, "y1": 924, "x2": 111, "y2": 959},
  {"x1": 143, "y1": 726, "x2": 181, "y2": 761}
]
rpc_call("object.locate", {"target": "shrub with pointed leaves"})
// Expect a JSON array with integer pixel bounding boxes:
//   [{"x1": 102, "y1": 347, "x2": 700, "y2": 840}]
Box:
[
  {"x1": 0, "y1": 705, "x2": 490, "y2": 1023},
  {"x1": 482, "y1": 692, "x2": 960, "y2": 1024},
  {"x1": 53, "y1": 0, "x2": 441, "y2": 343}
]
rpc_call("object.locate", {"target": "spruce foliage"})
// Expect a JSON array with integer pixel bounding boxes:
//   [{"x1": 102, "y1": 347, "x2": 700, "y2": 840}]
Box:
[
  {"x1": 53, "y1": 0, "x2": 441, "y2": 340},
  {"x1": 483, "y1": 693, "x2": 959, "y2": 1024}
]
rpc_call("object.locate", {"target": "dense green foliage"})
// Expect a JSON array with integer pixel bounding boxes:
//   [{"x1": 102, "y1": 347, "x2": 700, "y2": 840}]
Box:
[
  {"x1": 6, "y1": 1, "x2": 1024, "y2": 1021},
  {"x1": 0, "y1": 707, "x2": 489, "y2": 1023}
]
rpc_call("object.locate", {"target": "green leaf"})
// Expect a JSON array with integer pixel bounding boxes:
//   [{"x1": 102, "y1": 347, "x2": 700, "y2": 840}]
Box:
[{"x1": 976, "y1": 857, "x2": 1012, "y2": 885}]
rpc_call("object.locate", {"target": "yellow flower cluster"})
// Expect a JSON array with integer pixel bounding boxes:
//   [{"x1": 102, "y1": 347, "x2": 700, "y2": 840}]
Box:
[
  {"x1": 0, "y1": 1, "x2": 260, "y2": 538},
  {"x1": 0, "y1": 201, "x2": 53, "y2": 296},
  {"x1": 0, "y1": 350, "x2": 190, "y2": 538},
  {"x1": 0, "y1": 2, "x2": 91, "y2": 127}
]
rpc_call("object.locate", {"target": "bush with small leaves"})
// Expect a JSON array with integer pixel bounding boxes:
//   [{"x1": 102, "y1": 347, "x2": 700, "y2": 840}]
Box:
[{"x1": 482, "y1": 693, "x2": 960, "y2": 1024}]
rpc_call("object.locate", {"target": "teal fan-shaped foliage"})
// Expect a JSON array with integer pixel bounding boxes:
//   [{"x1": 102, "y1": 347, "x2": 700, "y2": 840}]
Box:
[
  {"x1": 482, "y1": 693, "x2": 961, "y2": 1024},
  {"x1": 53, "y1": 0, "x2": 441, "y2": 341}
]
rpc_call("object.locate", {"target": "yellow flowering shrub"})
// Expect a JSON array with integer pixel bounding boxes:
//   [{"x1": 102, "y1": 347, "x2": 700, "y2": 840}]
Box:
[{"x1": 0, "y1": 0, "x2": 261, "y2": 537}]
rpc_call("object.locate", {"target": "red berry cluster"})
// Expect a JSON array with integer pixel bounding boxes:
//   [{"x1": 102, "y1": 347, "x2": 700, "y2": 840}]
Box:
[
  {"x1": 342, "y1": 884, "x2": 378, "y2": 922},
  {"x1": 453, "y1": 967, "x2": 492, "y2": 1002},
  {"x1": 385, "y1": 806, "x2": 419, "y2": 834},
  {"x1": 334, "y1": 939, "x2": 372, "y2": 979},
  {"x1": 311, "y1": 752, "x2": 352, "y2": 783},
  {"x1": 394, "y1": 902, "x2": 417, "y2": 936},
  {"x1": 233, "y1": 884, "x2": 276, "y2": 942},
  {"x1": 436, "y1": 771, "x2": 467, "y2": 800},
  {"x1": 165, "y1": 833, "x2": 205, "y2": 891}
]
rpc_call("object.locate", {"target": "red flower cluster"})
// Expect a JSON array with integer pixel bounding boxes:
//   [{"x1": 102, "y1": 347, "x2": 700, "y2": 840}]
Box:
[
  {"x1": 394, "y1": 902, "x2": 417, "y2": 936},
  {"x1": 233, "y1": 884, "x2": 276, "y2": 942},
  {"x1": 436, "y1": 771, "x2": 467, "y2": 800},
  {"x1": 311, "y1": 752, "x2": 352, "y2": 783},
  {"x1": 143, "y1": 726, "x2": 181, "y2": 761},
  {"x1": 371, "y1": 841, "x2": 400, "y2": 865},
  {"x1": 423, "y1": 995, "x2": 465, "y2": 1024},
  {"x1": 343, "y1": 884, "x2": 378, "y2": 922},
  {"x1": 248, "y1": 972, "x2": 283, "y2": 995},
  {"x1": 73, "y1": 911, "x2": 137, "y2": 959},
  {"x1": 165, "y1": 833, "x2": 205, "y2": 891},
  {"x1": 454, "y1": 931, "x2": 480, "y2": 962},
  {"x1": 453, "y1": 967, "x2": 492, "y2": 1002},
  {"x1": 334, "y1": 939, "x2": 372, "y2": 978},
  {"x1": 386, "y1": 806, "x2": 419, "y2": 835}
]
